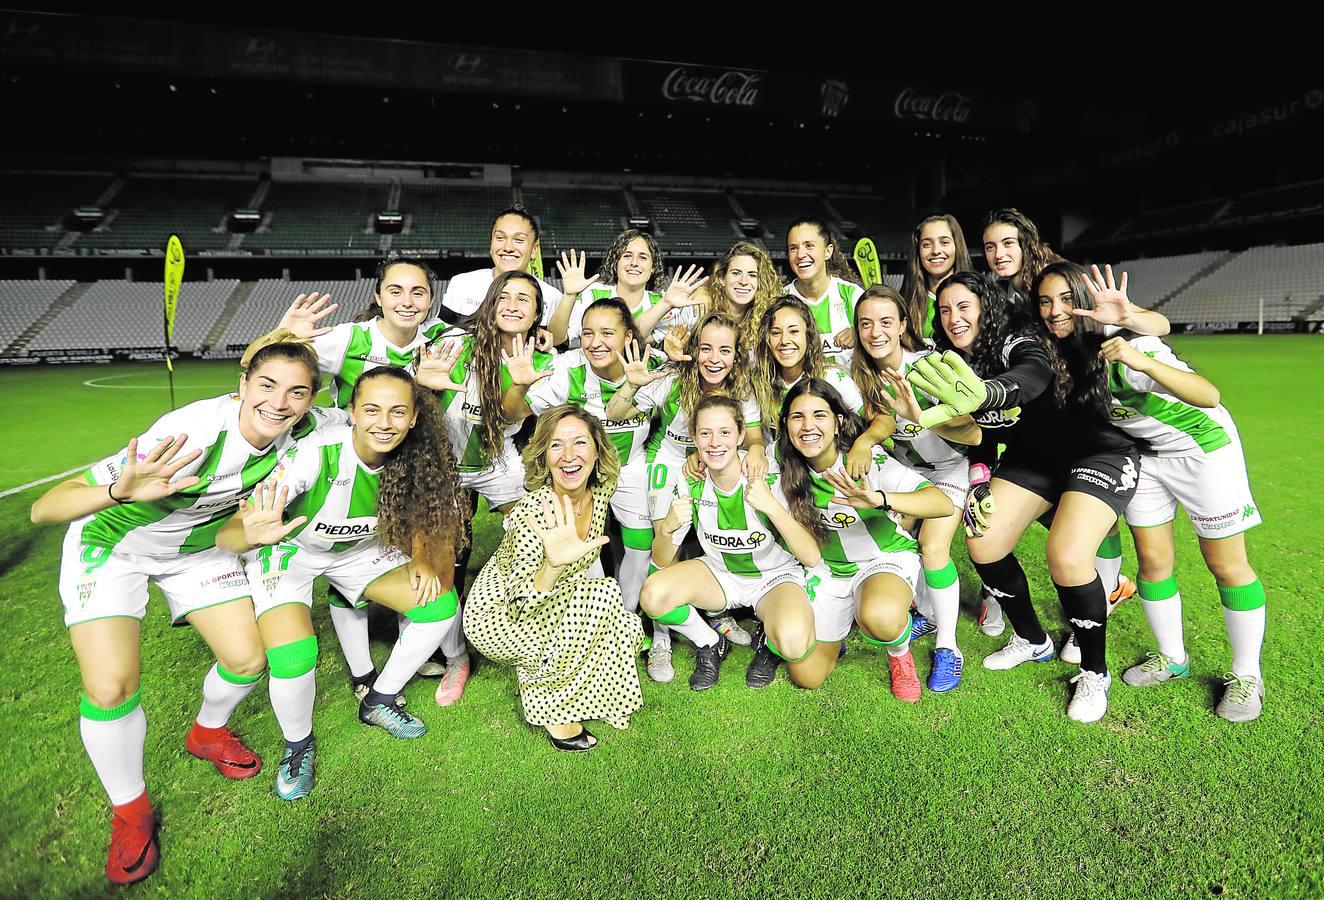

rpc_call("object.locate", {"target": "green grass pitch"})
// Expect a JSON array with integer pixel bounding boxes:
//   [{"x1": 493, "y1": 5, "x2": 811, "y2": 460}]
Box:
[{"x1": 0, "y1": 336, "x2": 1319, "y2": 897}]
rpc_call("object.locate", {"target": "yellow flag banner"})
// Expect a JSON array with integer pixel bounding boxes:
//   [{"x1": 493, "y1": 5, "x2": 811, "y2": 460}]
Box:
[
  {"x1": 164, "y1": 235, "x2": 185, "y2": 346},
  {"x1": 526, "y1": 241, "x2": 544, "y2": 282},
  {"x1": 852, "y1": 237, "x2": 881, "y2": 289}
]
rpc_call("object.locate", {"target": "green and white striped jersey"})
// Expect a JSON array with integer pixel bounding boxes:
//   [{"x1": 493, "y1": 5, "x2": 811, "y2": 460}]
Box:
[
  {"x1": 433, "y1": 330, "x2": 555, "y2": 473},
  {"x1": 634, "y1": 373, "x2": 762, "y2": 460},
  {"x1": 786, "y1": 276, "x2": 862, "y2": 364},
  {"x1": 74, "y1": 396, "x2": 333, "y2": 558},
  {"x1": 568, "y1": 285, "x2": 698, "y2": 347},
  {"x1": 1107, "y1": 336, "x2": 1238, "y2": 457},
  {"x1": 884, "y1": 349, "x2": 967, "y2": 471},
  {"x1": 763, "y1": 368, "x2": 865, "y2": 443},
  {"x1": 526, "y1": 349, "x2": 653, "y2": 465},
  {"x1": 312, "y1": 318, "x2": 450, "y2": 408},
  {"x1": 662, "y1": 466, "x2": 799, "y2": 577},
  {"x1": 269, "y1": 418, "x2": 392, "y2": 553},
  {"x1": 775, "y1": 449, "x2": 927, "y2": 578}
]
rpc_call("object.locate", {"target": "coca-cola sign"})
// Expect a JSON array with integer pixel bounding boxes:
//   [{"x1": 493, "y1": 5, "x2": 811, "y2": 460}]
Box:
[
  {"x1": 661, "y1": 66, "x2": 762, "y2": 107},
  {"x1": 893, "y1": 88, "x2": 972, "y2": 124}
]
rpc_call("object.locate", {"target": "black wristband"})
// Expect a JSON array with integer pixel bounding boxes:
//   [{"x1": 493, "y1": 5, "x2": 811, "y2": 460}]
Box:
[
  {"x1": 107, "y1": 482, "x2": 127, "y2": 504},
  {"x1": 878, "y1": 491, "x2": 890, "y2": 511}
]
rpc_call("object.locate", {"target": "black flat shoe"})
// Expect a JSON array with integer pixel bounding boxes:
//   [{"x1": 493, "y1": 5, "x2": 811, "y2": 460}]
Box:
[{"x1": 548, "y1": 726, "x2": 597, "y2": 752}]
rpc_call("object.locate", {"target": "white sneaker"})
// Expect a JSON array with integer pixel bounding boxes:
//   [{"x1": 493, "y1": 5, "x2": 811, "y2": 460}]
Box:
[
  {"x1": 1215, "y1": 672, "x2": 1264, "y2": 722},
  {"x1": 978, "y1": 592, "x2": 1006, "y2": 637},
  {"x1": 646, "y1": 643, "x2": 675, "y2": 683},
  {"x1": 983, "y1": 633, "x2": 1055, "y2": 670},
  {"x1": 711, "y1": 614, "x2": 752, "y2": 647},
  {"x1": 417, "y1": 660, "x2": 447, "y2": 677},
  {"x1": 1059, "y1": 632, "x2": 1081, "y2": 665},
  {"x1": 1067, "y1": 669, "x2": 1112, "y2": 722}
]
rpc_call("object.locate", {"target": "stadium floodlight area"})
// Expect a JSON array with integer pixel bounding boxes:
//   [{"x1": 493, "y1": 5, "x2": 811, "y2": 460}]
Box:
[
  {"x1": 1161, "y1": 243, "x2": 1324, "y2": 324},
  {"x1": 0, "y1": 280, "x2": 76, "y2": 351},
  {"x1": 215, "y1": 279, "x2": 377, "y2": 350},
  {"x1": 241, "y1": 182, "x2": 392, "y2": 252},
  {"x1": 72, "y1": 177, "x2": 253, "y2": 252},
  {"x1": 521, "y1": 185, "x2": 631, "y2": 255},
  {"x1": 26, "y1": 280, "x2": 239, "y2": 352},
  {"x1": 633, "y1": 188, "x2": 739, "y2": 256},
  {"x1": 391, "y1": 182, "x2": 515, "y2": 254}
]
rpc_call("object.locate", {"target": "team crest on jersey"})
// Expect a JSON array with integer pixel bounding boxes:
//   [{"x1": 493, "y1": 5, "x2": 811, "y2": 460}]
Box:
[
  {"x1": 829, "y1": 511, "x2": 857, "y2": 528},
  {"x1": 709, "y1": 532, "x2": 765, "y2": 549},
  {"x1": 1109, "y1": 406, "x2": 1139, "y2": 421},
  {"x1": 894, "y1": 423, "x2": 923, "y2": 438},
  {"x1": 77, "y1": 574, "x2": 96, "y2": 607},
  {"x1": 748, "y1": 531, "x2": 767, "y2": 547}
]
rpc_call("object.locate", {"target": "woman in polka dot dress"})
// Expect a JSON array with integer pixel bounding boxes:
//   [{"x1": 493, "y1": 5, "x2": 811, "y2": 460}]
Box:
[{"x1": 463, "y1": 405, "x2": 645, "y2": 751}]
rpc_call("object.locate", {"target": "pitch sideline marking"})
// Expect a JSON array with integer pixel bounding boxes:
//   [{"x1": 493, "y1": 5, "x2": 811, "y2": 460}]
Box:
[{"x1": 0, "y1": 466, "x2": 90, "y2": 500}]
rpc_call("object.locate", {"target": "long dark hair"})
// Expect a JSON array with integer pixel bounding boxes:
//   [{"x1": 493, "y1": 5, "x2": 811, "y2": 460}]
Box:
[
  {"x1": 900, "y1": 214, "x2": 973, "y2": 342},
  {"x1": 931, "y1": 271, "x2": 1070, "y2": 407},
  {"x1": 849, "y1": 285, "x2": 917, "y2": 418},
  {"x1": 1031, "y1": 261, "x2": 1114, "y2": 420},
  {"x1": 459, "y1": 270, "x2": 545, "y2": 464},
  {"x1": 776, "y1": 377, "x2": 866, "y2": 545},
  {"x1": 752, "y1": 295, "x2": 828, "y2": 427},
  {"x1": 981, "y1": 208, "x2": 1061, "y2": 297},
  {"x1": 357, "y1": 255, "x2": 438, "y2": 323},
  {"x1": 351, "y1": 368, "x2": 470, "y2": 561}
]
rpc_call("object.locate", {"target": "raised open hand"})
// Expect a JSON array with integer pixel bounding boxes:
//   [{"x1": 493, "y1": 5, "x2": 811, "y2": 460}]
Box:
[
  {"x1": 876, "y1": 367, "x2": 924, "y2": 424},
  {"x1": 501, "y1": 334, "x2": 554, "y2": 388},
  {"x1": 277, "y1": 292, "x2": 339, "y2": 339},
  {"x1": 111, "y1": 435, "x2": 203, "y2": 504},
  {"x1": 663, "y1": 324, "x2": 692, "y2": 362},
  {"x1": 535, "y1": 493, "x2": 608, "y2": 568},
  {"x1": 662, "y1": 265, "x2": 709, "y2": 310},
  {"x1": 556, "y1": 249, "x2": 601, "y2": 298},
  {"x1": 414, "y1": 339, "x2": 468, "y2": 393},
  {"x1": 617, "y1": 339, "x2": 667, "y2": 388},
  {"x1": 821, "y1": 467, "x2": 886, "y2": 510},
  {"x1": 1073, "y1": 264, "x2": 1132, "y2": 326},
  {"x1": 240, "y1": 480, "x2": 307, "y2": 547}
]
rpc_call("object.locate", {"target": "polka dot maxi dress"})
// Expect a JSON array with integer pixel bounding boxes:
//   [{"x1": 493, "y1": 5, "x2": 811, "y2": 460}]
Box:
[{"x1": 464, "y1": 483, "x2": 645, "y2": 729}]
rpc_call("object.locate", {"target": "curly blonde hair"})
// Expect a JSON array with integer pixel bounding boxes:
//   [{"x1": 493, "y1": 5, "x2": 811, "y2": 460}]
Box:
[
  {"x1": 521, "y1": 404, "x2": 621, "y2": 493},
  {"x1": 703, "y1": 241, "x2": 781, "y2": 351}
]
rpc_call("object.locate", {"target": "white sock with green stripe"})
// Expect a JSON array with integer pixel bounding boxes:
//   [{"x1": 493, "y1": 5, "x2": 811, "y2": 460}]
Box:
[
  {"x1": 267, "y1": 636, "x2": 318, "y2": 744},
  {"x1": 1095, "y1": 532, "x2": 1123, "y2": 596},
  {"x1": 862, "y1": 614, "x2": 913, "y2": 657},
  {"x1": 375, "y1": 589, "x2": 460, "y2": 695},
  {"x1": 1137, "y1": 575, "x2": 1186, "y2": 662},
  {"x1": 196, "y1": 663, "x2": 263, "y2": 728},
  {"x1": 80, "y1": 691, "x2": 147, "y2": 805},
  {"x1": 653, "y1": 604, "x2": 718, "y2": 648},
  {"x1": 925, "y1": 561, "x2": 960, "y2": 652},
  {"x1": 328, "y1": 604, "x2": 374, "y2": 680},
  {"x1": 1219, "y1": 580, "x2": 1265, "y2": 679}
]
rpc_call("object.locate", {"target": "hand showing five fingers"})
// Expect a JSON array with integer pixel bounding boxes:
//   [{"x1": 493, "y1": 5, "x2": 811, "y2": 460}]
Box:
[
  {"x1": 278, "y1": 292, "x2": 339, "y2": 339},
  {"x1": 414, "y1": 339, "x2": 468, "y2": 393},
  {"x1": 821, "y1": 467, "x2": 885, "y2": 510},
  {"x1": 617, "y1": 339, "x2": 667, "y2": 388},
  {"x1": 535, "y1": 494, "x2": 609, "y2": 568},
  {"x1": 556, "y1": 249, "x2": 601, "y2": 298},
  {"x1": 663, "y1": 325, "x2": 692, "y2": 362},
  {"x1": 1072, "y1": 263, "x2": 1132, "y2": 326},
  {"x1": 112, "y1": 435, "x2": 203, "y2": 504},
  {"x1": 501, "y1": 334, "x2": 553, "y2": 388},
  {"x1": 876, "y1": 367, "x2": 924, "y2": 425},
  {"x1": 662, "y1": 265, "x2": 709, "y2": 310},
  {"x1": 240, "y1": 480, "x2": 307, "y2": 547}
]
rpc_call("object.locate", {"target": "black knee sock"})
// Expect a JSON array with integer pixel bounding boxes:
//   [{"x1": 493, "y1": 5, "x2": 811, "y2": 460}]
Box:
[
  {"x1": 1056, "y1": 575, "x2": 1108, "y2": 675},
  {"x1": 973, "y1": 553, "x2": 1046, "y2": 644}
]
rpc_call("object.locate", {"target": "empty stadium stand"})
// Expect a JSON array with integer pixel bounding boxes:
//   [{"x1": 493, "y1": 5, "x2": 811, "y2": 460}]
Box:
[
  {"x1": 393, "y1": 182, "x2": 514, "y2": 254},
  {"x1": 522, "y1": 185, "x2": 630, "y2": 254},
  {"x1": 1161, "y1": 243, "x2": 1324, "y2": 323},
  {"x1": 0, "y1": 280, "x2": 75, "y2": 350},
  {"x1": 242, "y1": 182, "x2": 391, "y2": 252},
  {"x1": 634, "y1": 188, "x2": 736, "y2": 255},
  {"x1": 215, "y1": 279, "x2": 377, "y2": 350},
  {"x1": 27, "y1": 280, "x2": 239, "y2": 352},
  {"x1": 73, "y1": 177, "x2": 254, "y2": 253},
  {"x1": 732, "y1": 192, "x2": 831, "y2": 247},
  {"x1": 825, "y1": 195, "x2": 910, "y2": 257},
  {"x1": 0, "y1": 173, "x2": 112, "y2": 251},
  {"x1": 1103, "y1": 251, "x2": 1231, "y2": 309}
]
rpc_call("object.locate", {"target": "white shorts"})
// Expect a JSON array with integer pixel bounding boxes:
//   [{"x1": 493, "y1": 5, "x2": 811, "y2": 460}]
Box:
[
  {"x1": 611, "y1": 456, "x2": 653, "y2": 532},
  {"x1": 460, "y1": 440, "x2": 527, "y2": 510},
  {"x1": 645, "y1": 449, "x2": 688, "y2": 520},
  {"x1": 60, "y1": 534, "x2": 251, "y2": 628},
  {"x1": 917, "y1": 460, "x2": 970, "y2": 508},
  {"x1": 698, "y1": 558, "x2": 805, "y2": 614},
  {"x1": 243, "y1": 540, "x2": 409, "y2": 617},
  {"x1": 804, "y1": 553, "x2": 921, "y2": 642},
  {"x1": 1125, "y1": 441, "x2": 1261, "y2": 538}
]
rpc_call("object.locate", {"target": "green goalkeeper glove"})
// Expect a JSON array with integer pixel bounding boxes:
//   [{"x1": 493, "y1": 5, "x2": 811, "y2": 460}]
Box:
[{"x1": 907, "y1": 351, "x2": 987, "y2": 429}]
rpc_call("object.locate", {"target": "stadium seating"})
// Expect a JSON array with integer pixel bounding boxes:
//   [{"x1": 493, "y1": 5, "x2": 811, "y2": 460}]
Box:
[
  {"x1": 1161, "y1": 243, "x2": 1324, "y2": 323},
  {"x1": 392, "y1": 182, "x2": 514, "y2": 253},
  {"x1": 825, "y1": 195, "x2": 910, "y2": 257},
  {"x1": 73, "y1": 177, "x2": 253, "y2": 252},
  {"x1": 0, "y1": 280, "x2": 76, "y2": 350},
  {"x1": 634, "y1": 189, "x2": 736, "y2": 255},
  {"x1": 1101, "y1": 251, "x2": 1229, "y2": 309},
  {"x1": 1116, "y1": 200, "x2": 1226, "y2": 238},
  {"x1": 27, "y1": 280, "x2": 238, "y2": 352},
  {"x1": 1225, "y1": 181, "x2": 1324, "y2": 222},
  {"x1": 733, "y1": 192, "x2": 831, "y2": 247},
  {"x1": 522, "y1": 185, "x2": 630, "y2": 254},
  {"x1": 243, "y1": 182, "x2": 390, "y2": 252},
  {"x1": 0, "y1": 173, "x2": 111, "y2": 251},
  {"x1": 215, "y1": 279, "x2": 377, "y2": 350}
]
